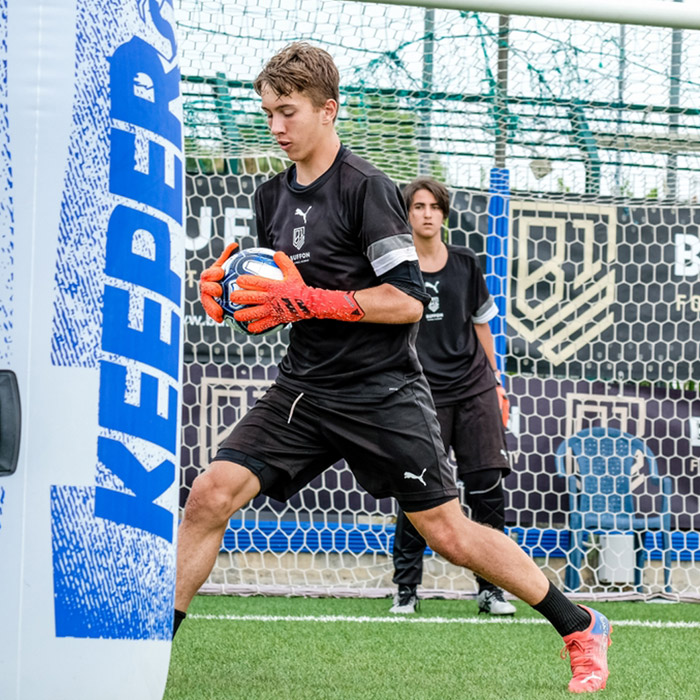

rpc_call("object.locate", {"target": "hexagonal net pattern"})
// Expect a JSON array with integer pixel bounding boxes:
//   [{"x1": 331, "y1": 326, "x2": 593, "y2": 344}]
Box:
[{"x1": 177, "y1": 0, "x2": 700, "y2": 601}]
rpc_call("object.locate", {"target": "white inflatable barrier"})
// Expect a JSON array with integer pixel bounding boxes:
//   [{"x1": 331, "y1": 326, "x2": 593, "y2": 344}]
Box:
[{"x1": 0, "y1": 1, "x2": 184, "y2": 698}]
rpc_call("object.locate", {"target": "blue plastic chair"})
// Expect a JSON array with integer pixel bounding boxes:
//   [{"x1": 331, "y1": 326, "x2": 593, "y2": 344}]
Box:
[{"x1": 555, "y1": 427, "x2": 672, "y2": 592}]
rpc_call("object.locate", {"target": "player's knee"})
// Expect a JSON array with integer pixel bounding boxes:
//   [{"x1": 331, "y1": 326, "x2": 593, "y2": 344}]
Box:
[
  {"x1": 464, "y1": 468, "x2": 503, "y2": 498},
  {"x1": 464, "y1": 469, "x2": 506, "y2": 530},
  {"x1": 421, "y1": 512, "x2": 479, "y2": 568},
  {"x1": 185, "y1": 470, "x2": 236, "y2": 525}
]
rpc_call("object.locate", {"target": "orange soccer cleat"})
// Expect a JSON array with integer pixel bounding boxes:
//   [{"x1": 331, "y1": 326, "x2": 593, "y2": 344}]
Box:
[{"x1": 561, "y1": 605, "x2": 612, "y2": 693}]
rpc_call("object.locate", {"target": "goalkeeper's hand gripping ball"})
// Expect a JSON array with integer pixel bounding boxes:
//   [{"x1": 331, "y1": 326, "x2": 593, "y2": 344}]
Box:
[
  {"x1": 231, "y1": 251, "x2": 364, "y2": 334},
  {"x1": 199, "y1": 242, "x2": 239, "y2": 324}
]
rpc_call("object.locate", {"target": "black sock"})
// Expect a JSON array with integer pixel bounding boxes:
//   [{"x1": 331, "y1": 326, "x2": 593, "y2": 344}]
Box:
[
  {"x1": 532, "y1": 582, "x2": 590, "y2": 637},
  {"x1": 476, "y1": 575, "x2": 496, "y2": 593},
  {"x1": 173, "y1": 609, "x2": 187, "y2": 638}
]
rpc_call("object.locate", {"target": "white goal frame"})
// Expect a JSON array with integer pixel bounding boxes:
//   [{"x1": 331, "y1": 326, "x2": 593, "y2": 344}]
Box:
[{"x1": 350, "y1": 0, "x2": 700, "y2": 30}]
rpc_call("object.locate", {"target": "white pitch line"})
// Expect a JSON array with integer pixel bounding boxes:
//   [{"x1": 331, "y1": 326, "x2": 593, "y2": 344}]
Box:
[{"x1": 189, "y1": 613, "x2": 700, "y2": 630}]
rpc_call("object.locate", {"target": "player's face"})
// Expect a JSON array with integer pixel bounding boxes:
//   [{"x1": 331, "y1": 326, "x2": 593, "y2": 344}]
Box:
[
  {"x1": 408, "y1": 189, "x2": 445, "y2": 241},
  {"x1": 260, "y1": 86, "x2": 336, "y2": 163}
]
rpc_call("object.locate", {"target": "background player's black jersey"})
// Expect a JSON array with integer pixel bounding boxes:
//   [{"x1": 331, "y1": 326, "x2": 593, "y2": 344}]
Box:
[
  {"x1": 254, "y1": 147, "x2": 426, "y2": 400},
  {"x1": 417, "y1": 245, "x2": 498, "y2": 406}
]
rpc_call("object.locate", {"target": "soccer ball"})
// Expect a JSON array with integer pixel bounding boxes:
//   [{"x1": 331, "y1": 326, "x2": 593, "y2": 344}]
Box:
[{"x1": 219, "y1": 247, "x2": 285, "y2": 335}]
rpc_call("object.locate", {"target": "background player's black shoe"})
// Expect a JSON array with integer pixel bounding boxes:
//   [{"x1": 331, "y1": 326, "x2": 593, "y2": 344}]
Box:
[
  {"x1": 477, "y1": 587, "x2": 516, "y2": 615},
  {"x1": 389, "y1": 585, "x2": 419, "y2": 614}
]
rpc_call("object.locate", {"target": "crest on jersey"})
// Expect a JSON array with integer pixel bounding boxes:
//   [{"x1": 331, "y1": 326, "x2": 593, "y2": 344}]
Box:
[
  {"x1": 425, "y1": 281, "x2": 440, "y2": 313},
  {"x1": 507, "y1": 201, "x2": 617, "y2": 366},
  {"x1": 293, "y1": 226, "x2": 305, "y2": 250}
]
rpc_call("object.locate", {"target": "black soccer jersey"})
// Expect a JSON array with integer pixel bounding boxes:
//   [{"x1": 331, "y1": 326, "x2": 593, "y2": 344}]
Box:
[
  {"x1": 417, "y1": 245, "x2": 498, "y2": 406},
  {"x1": 254, "y1": 146, "x2": 425, "y2": 399}
]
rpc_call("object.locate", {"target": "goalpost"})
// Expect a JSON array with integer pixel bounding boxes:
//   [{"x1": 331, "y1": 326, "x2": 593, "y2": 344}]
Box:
[
  {"x1": 176, "y1": 0, "x2": 700, "y2": 602},
  {"x1": 351, "y1": 0, "x2": 700, "y2": 29}
]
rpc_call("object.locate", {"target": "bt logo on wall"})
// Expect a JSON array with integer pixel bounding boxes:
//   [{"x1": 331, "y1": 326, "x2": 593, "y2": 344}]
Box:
[{"x1": 674, "y1": 234, "x2": 700, "y2": 277}]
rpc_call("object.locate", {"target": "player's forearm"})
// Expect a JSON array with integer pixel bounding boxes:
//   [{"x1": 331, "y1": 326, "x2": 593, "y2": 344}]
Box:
[
  {"x1": 354, "y1": 283, "x2": 424, "y2": 324},
  {"x1": 231, "y1": 252, "x2": 423, "y2": 331},
  {"x1": 474, "y1": 321, "x2": 498, "y2": 370}
]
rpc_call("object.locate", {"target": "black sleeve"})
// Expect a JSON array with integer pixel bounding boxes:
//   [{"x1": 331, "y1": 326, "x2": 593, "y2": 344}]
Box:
[
  {"x1": 470, "y1": 255, "x2": 491, "y2": 314},
  {"x1": 469, "y1": 254, "x2": 497, "y2": 323},
  {"x1": 357, "y1": 176, "x2": 412, "y2": 255},
  {"x1": 379, "y1": 260, "x2": 431, "y2": 306}
]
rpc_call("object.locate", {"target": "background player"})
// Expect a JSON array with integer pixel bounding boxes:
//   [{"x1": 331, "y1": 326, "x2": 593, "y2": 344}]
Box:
[
  {"x1": 390, "y1": 177, "x2": 515, "y2": 617},
  {"x1": 176, "y1": 42, "x2": 612, "y2": 694}
]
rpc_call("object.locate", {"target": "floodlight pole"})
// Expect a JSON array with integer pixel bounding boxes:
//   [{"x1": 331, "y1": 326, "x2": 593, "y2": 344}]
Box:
[
  {"x1": 418, "y1": 8, "x2": 435, "y2": 175},
  {"x1": 494, "y1": 14, "x2": 509, "y2": 169},
  {"x1": 347, "y1": 0, "x2": 700, "y2": 30},
  {"x1": 667, "y1": 0, "x2": 683, "y2": 201},
  {"x1": 615, "y1": 24, "x2": 626, "y2": 197}
]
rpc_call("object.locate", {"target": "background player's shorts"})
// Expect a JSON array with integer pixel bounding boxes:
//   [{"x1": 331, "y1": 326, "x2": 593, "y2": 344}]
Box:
[
  {"x1": 216, "y1": 377, "x2": 459, "y2": 512},
  {"x1": 436, "y1": 388, "x2": 510, "y2": 478}
]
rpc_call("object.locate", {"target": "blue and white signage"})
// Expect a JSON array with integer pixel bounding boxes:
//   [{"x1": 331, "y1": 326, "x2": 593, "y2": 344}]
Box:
[{"x1": 0, "y1": 1, "x2": 184, "y2": 698}]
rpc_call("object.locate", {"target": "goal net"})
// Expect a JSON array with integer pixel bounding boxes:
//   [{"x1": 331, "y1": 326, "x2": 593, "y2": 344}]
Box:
[{"x1": 175, "y1": 0, "x2": 700, "y2": 601}]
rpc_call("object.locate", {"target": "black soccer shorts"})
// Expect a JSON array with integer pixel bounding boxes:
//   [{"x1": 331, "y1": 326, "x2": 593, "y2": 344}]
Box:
[
  {"x1": 216, "y1": 376, "x2": 459, "y2": 512},
  {"x1": 436, "y1": 388, "x2": 510, "y2": 478}
]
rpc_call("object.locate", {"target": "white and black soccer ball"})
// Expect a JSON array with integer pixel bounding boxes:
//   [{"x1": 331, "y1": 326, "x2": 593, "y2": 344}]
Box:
[{"x1": 219, "y1": 247, "x2": 285, "y2": 335}]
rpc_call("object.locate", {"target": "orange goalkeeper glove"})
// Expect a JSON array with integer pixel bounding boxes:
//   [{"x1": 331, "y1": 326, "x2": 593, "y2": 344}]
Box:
[
  {"x1": 494, "y1": 369, "x2": 510, "y2": 429},
  {"x1": 231, "y1": 251, "x2": 365, "y2": 334},
  {"x1": 199, "y1": 242, "x2": 239, "y2": 323}
]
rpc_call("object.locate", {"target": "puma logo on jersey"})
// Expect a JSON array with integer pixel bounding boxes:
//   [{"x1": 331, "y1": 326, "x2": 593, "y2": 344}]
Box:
[
  {"x1": 295, "y1": 206, "x2": 312, "y2": 224},
  {"x1": 404, "y1": 468, "x2": 427, "y2": 486},
  {"x1": 425, "y1": 281, "x2": 440, "y2": 294}
]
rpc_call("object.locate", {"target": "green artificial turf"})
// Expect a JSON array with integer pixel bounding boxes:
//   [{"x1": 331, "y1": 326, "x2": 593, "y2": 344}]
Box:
[{"x1": 164, "y1": 595, "x2": 700, "y2": 700}]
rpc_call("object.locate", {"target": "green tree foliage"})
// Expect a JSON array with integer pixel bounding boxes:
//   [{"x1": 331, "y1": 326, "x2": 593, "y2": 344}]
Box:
[
  {"x1": 184, "y1": 85, "x2": 445, "y2": 182},
  {"x1": 338, "y1": 91, "x2": 445, "y2": 184}
]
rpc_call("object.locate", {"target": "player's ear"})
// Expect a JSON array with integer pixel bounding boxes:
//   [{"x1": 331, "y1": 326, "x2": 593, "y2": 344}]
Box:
[{"x1": 322, "y1": 98, "x2": 338, "y2": 124}]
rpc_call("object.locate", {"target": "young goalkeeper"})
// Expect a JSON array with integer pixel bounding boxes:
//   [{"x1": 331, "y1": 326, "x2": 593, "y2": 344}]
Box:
[
  {"x1": 175, "y1": 41, "x2": 612, "y2": 694},
  {"x1": 389, "y1": 177, "x2": 515, "y2": 617}
]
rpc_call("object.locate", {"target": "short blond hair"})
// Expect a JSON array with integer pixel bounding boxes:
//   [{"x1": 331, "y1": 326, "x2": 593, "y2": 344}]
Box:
[{"x1": 254, "y1": 42, "x2": 340, "y2": 110}]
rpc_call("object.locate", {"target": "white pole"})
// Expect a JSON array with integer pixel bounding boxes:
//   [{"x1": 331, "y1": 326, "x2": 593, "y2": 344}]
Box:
[{"x1": 348, "y1": 0, "x2": 700, "y2": 30}]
